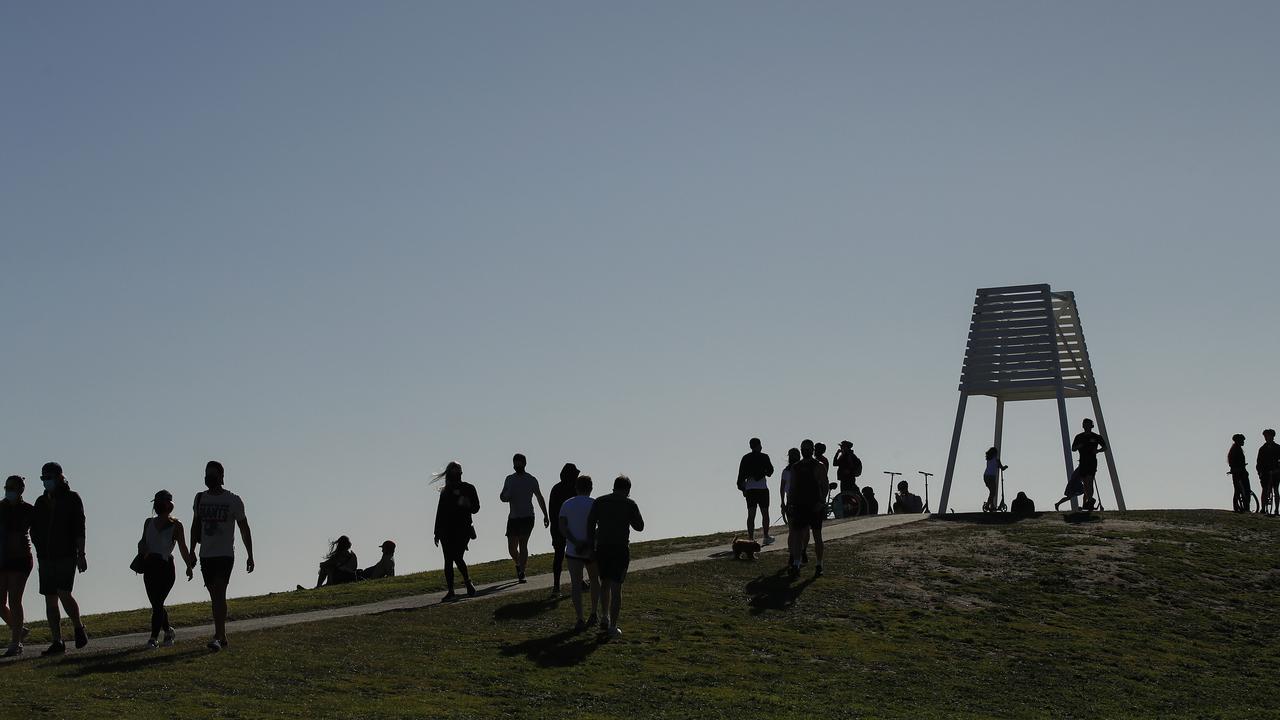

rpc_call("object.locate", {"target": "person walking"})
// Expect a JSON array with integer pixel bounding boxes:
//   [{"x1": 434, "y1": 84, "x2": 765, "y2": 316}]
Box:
[
  {"x1": 547, "y1": 462, "x2": 580, "y2": 596},
  {"x1": 737, "y1": 438, "x2": 775, "y2": 544},
  {"x1": 778, "y1": 447, "x2": 801, "y2": 526},
  {"x1": 786, "y1": 440, "x2": 826, "y2": 578},
  {"x1": 500, "y1": 453, "x2": 548, "y2": 584},
  {"x1": 558, "y1": 474, "x2": 599, "y2": 632},
  {"x1": 1, "y1": 475, "x2": 35, "y2": 656},
  {"x1": 189, "y1": 460, "x2": 255, "y2": 652},
  {"x1": 586, "y1": 475, "x2": 644, "y2": 639},
  {"x1": 1229, "y1": 434, "x2": 1251, "y2": 513},
  {"x1": 1257, "y1": 429, "x2": 1280, "y2": 515},
  {"x1": 136, "y1": 490, "x2": 194, "y2": 649},
  {"x1": 315, "y1": 536, "x2": 357, "y2": 588},
  {"x1": 434, "y1": 461, "x2": 479, "y2": 600},
  {"x1": 1071, "y1": 419, "x2": 1107, "y2": 510},
  {"x1": 983, "y1": 447, "x2": 1007, "y2": 512},
  {"x1": 30, "y1": 462, "x2": 88, "y2": 656}
]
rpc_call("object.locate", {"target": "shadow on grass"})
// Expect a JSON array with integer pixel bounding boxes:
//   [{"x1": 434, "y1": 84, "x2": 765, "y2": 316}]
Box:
[
  {"x1": 934, "y1": 512, "x2": 1042, "y2": 525},
  {"x1": 499, "y1": 627, "x2": 601, "y2": 667},
  {"x1": 492, "y1": 594, "x2": 564, "y2": 621},
  {"x1": 1063, "y1": 512, "x2": 1103, "y2": 524},
  {"x1": 52, "y1": 645, "x2": 208, "y2": 677},
  {"x1": 746, "y1": 566, "x2": 817, "y2": 614}
]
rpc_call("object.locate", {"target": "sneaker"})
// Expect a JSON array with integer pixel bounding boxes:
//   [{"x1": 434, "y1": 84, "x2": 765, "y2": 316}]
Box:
[
  {"x1": 42, "y1": 641, "x2": 66, "y2": 657},
  {"x1": 442, "y1": 591, "x2": 456, "y2": 602},
  {"x1": 162, "y1": 628, "x2": 176, "y2": 647},
  {"x1": 207, "y1": 638, "x2": 228, "y2": 652},
  {"x1": 145, "y1": 637, "x2": 159, "y2": 650},
  {"x1": 573, "y1": 619, "x2": 587, "y2": 633},
  {"x1": 2, "y1": 643, "x2": 22, "y2": 657},
  {"x1": 73, "y1": 625, "x2": 89, "y2": 649},
  {"x1": 517, "y1": 569, "x2": 527, "y2": 584},
  {"x1": 466, "y1": 582, "x2": 477, "y2": 597},
  {"x1": 608, "y1": 626, "x2": 622, "y2": 639},
  {"x1": 815, "y1": 564, "x2": 824, "y2": 578},
  {"x1": 763, "y1": 535, "x2": 776, "y2": 546},
  {"x1": 551, "y1": 585, "x2": 561, "y2": 597}
]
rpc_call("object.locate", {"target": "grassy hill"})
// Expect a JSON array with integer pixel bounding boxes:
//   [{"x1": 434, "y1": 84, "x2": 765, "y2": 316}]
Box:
[{"x1": 6, "y1": 510, "x2": 1278, "y2": 719}]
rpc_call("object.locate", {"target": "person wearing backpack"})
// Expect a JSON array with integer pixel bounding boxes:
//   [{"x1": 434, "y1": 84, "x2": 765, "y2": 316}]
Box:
[
  {"x1": 892, "y1": 480, "x2": 924, "y2": 514},
  {"x1": 737, "y1": 438, "x2": 775, "y2": 545}
]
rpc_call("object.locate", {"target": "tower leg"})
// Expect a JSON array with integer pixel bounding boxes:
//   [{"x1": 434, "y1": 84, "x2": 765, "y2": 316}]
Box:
[
  {"x1": 994, "y1": 398, "x2": 1005, "y2": 451},
  {"x1": 1054, "y1": 382, "x2": 1078, "y2": 511},
  {"x1": 938, "y1": 393, "x2": 968, "y2": 514},
  {"x1": 1090, "y1": 391, "x2": 1126, "y2": 511}
]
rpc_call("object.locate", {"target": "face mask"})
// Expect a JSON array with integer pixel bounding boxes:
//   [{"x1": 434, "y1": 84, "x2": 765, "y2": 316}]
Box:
[
  {"x1": 4, "y1": 490, "x2": 18, "y2": 502},
  {"x1": 43, "y1": 478, "x2": 58, "y2": 492}
]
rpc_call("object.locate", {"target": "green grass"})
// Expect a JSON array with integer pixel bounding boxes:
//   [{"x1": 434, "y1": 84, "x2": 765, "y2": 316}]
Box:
[
  {"x1": 22, "y1": 527, "x2": 746, "y2": 644},
  {"x1": 6, "y1": 510, "x2": 1280, "y2": 719}
]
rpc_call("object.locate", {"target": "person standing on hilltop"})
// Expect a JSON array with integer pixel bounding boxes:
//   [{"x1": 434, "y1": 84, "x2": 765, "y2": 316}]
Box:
[
  {"x1": 737, "y1": 438, "x2": 775, "y2": 545},
  {"x1": 778, "y1": 447, "x2": 801, "y2": 528},
  {"x1": 983, "y1": 447, "x2": 1007, "y2": 512},
  {"x1": 587, "y1": 475, "x2": 644, "y2": 639},
  {"x1": 1071, "y1": 419, "x2": 1107, "y2": 510},
  {"x1": 833, "y1": 441, "x2": 863, "y2": 515},
  {"x1": 786, "y1": 440, "x2": 827, "y2": 579},
  {"x1": 434, "y1": 461, "x2": 479, "y2": 600},
  {"x1": 190, "y1": 460, "x2": 255, "y2": 652},
  {"x1": 1229, "y1": 434, "x2": 1252, "y2": 513},
  {"x1": 30, "y1": 462, "x2": 89, "y2": 656},
  {"x1": 547, "y1": 462, "x2": 581, "y2": 597},
  {"x1": 1257, "y1": 430, "x2": 1280, "y2": 515},
  {"x1": 1, "y1": 475, "x2": 35, "y2": 657},
  {"x1": 500, "y1": 453, "x2": 548, "y2": 584}
]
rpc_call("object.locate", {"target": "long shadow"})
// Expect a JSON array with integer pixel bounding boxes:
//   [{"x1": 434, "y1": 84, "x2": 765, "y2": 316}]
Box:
[
  {"x1": 746, "y1": 566, "x2": 817, "y2": 615},
  {"x1": 53, "y1": 645, "x2": 207, "y2": 677},
  {"x1": 492, "y1": 594, "x2": 563, "y2": 621},
  {"x1": 934, "y1": 512, "x2": 1041, "y2": 525},
  {"x1": 499, "y1": 627, "x2": 600, "y2": 668},
  {"x1": 1063, "y1": 511, "x2": 1103, "y2": 525}
]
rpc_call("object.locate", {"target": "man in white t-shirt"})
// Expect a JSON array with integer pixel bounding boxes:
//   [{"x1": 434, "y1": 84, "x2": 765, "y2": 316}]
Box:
[
  {"x1": 558, "y1": 474, "x2": 598, "y2": 633},
  {"x1": 189, "y1": 460, "x2": 254, "y2": 652},
  {"x1": 500, "y1": 453, "x2": 548, "y2": 583}
]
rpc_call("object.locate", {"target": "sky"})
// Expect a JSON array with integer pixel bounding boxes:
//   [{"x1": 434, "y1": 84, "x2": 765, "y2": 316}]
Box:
[{"x1": 2, "y1": 1, "x2": 1278, "y2": 613}]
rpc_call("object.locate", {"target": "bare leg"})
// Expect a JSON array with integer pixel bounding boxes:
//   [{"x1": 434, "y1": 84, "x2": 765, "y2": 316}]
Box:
[
  {"x1": 746, "y1": 503, "x2": 757, "y2": 540},
  {"x1": 507, "y1": 536, "x2": 520, "y2": 570},
  {"x1": 608, "y1": 581, "x2": 623, "y2": 631},
  {"x1": 812, "y1": 524, "x2": 825, "y2": 567},
  {"x1": 761, "y1": 507, "x2": 770, "y2": 539},
  {"x1": 518, "y1": 536, "x2": 530, "y2": 575},
  {"x1": 45, "y1": 594, "x2": 62, "y2": 643},
  {"x1": 569, "y1": 559, "x2": 585, "y2": 622},
  {"x1": 586, "y1": 562, "x2": 600, "y2": 618},
  {"x1": 598, "y1": 580, "x2": 613, "y2": 626}
]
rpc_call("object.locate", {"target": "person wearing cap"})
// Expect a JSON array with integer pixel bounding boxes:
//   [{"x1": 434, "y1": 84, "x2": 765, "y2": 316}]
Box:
[
  {"x1": 358, "y1": 540, "x2": 397, "y2": 581},
  {"x1": 135, "y1": 489, "x2": 194, "y2": 649},
  {"x1": 30, "y1": 461, "x2": 88, "y2": 655},
  {"x1": 1071, "y1": 419, "x2": 1107, "y2": 511},
  {"x1": 190, "y1": 460, "x2": 254, "y2": 651},
  {"x1": 1257, "y1": 429, "x2": 1280, "y2": 516},
  {"x1": 1, "y1": 475, "x2": 35, "y2": 656},
  {"x1": 1229, "y1": 433, "x2": 1251, "y2": 512}
]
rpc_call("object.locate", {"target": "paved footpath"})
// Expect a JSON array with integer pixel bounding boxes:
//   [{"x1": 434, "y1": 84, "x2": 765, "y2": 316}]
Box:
[{"x1": 4, "y1": 512, "x2": 928, "y2": 662}]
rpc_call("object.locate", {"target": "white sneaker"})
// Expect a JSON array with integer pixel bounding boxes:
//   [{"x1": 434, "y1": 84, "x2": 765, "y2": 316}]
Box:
[
  {"x1": 608, "y1": 626, "x2": 622, "y2": 639},
  {"x1": 162, "y1": 628, "x2": 176, "y2": 647},
  {"x1": 763, "y1": 535, "x2": 776, "y2": 546},
  {"x1": 145, "y1": 638, "x2": 159, "y2": 650}
]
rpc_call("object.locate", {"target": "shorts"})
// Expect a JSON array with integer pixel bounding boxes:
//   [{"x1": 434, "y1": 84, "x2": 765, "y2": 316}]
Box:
[
  {"x1": 200, "y1": 556, "x2": 235, "y2": 588},
  {"x1": 506, "y1": 516, "x2": 536, "y2": 539},
  {"x1": 787, "y1": 505, "x2": 824, "y2": 530},
  {"x1": 38, "y1": 555, "x2": 77, "y2": 595},
  {"x1": 440, "y1": 534, "x2": 470, "y2": 561},
  {"x1": 745, "y1": 489, "x2": 770, "y2": 511},
  {"x1": 596, "y1": 544, "x2": 630, "y2": 584}
]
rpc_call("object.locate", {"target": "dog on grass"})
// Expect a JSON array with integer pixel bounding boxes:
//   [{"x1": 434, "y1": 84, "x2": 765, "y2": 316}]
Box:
[{"x1": 732, "y1": 536, "x2": 762, "y2": 560}]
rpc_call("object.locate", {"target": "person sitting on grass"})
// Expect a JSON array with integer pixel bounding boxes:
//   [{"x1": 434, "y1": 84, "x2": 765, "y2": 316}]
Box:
[
  {"x1": 860, "y1": 485, "x2": 879, "y2": 516},
  {"x1": 1010, "y1": 491, "x2": 1035, "y2": 517},
  {"x1": 315, "y1": 535, "x2": 358, "y2": 588},
  {"x1": 892, "y1": 480, "x2": 924, "y2": 514},
  {"x1": 358, "y1": 540, "x2": 396, "y2": 580}
]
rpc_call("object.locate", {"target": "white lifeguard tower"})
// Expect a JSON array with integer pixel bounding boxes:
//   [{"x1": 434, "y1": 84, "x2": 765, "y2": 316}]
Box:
[{"x1": 936, "y1": 284, "x2": 1126, "y2": 513}]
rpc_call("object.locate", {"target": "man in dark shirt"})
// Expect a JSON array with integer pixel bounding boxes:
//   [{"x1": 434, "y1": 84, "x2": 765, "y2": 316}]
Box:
[
  {"x1": 785, "y1": 439, "x2": 827, "y2": 578},
  {"x1": 892, "y1": 480, "x2": 924, "y2": 514},
  {"x1": 547, "y1": 463, "x2": 580, "y2": 596},
  {"x1": 29, "y1": 462, "x2": 88, "y2": 656},
  {"x1": 586, "y1": 475, "x2": 644, "y2": 639},
  {"x1": 1071, "y1": 419, "x2": 1107, "y2": 511},
  {"x1": 737, "y1": 438, "x2": 775, "y2": 545},
  {"x1": 1257, "y1": 429, "x2": 1280, "y2": 516},
  {"x1": 1229, "y1": 433, "x2": 1251, "y2": 512}
]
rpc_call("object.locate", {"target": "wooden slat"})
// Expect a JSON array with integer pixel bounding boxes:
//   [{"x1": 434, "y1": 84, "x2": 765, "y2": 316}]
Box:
[{"x1": 976, "y1": 284, "x2": 1050, "y2": 296}]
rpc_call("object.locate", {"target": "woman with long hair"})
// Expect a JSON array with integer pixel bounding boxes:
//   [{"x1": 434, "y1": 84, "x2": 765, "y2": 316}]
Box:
[
  {"x1": 136, "y1": 489, "x2": 195, "y2": 649},
  {"x1": 982, "y1": 447, "x2": 1007, "y2": 512},
  {"x1": 547, "y1": 462, "x2": 580, "y2": 596},
  {"x1": 433, "y1": 462, "x2": 479, "y2": 600},
  {"x1": 1, "y1": 475, "x2": 35, "y2": 656},
  {"x1": 315, "y1": 535, "x2": 358, "y2": 587}
]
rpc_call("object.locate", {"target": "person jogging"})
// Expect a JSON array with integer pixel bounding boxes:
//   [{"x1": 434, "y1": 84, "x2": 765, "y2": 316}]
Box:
[
  {"x1": 737, "y1": 438, "x2": 775, "y2": 545},
  {"x1": 136, "y1": 490, "x2": 194, "y2": 649},
  {"x1": 558, "y1": 474, "x2": 599, "y2": 632},
  {"x1": 786, "y1": 440, "x2": 826, "y2": 579},
  {"x1": 434, "y1": 462, "x2": 479, "y2": 600},
  {"x1": 500, "y1": 453, "x2": 548, "y2": 584},
  {"x1": 547, "y1": 462, "x2": 581, "y2": 596},
  {"x1": 1, "y1": 475, "x2": 34, "y2": 656},
  {"x1": 30, "y1": 462, "x2": 88, "y2": 656},
  {"x1": 1257, "y1": 429, "x2": 1280, "y2": 515},
  {"x1": 1229, "y1": 434, "x2": 1251, "y2": 512},
  {"x1": 983, "y1": 447, "x2": 1007, "y2": 512},
  {"x1": 189, "y1": 460, "x2": 255, "y2": 652},
  {"x1": 1071, "y1": 419, "x2": 1107, "y2": 510},
  {"x1": 586, "y1": 475, "x2": 644, "y2": 639}
]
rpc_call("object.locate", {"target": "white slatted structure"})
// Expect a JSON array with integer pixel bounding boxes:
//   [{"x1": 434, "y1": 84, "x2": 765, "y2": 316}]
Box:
[{"x1": 936, "y1": 284, "x2": 1126, "y2": 513}]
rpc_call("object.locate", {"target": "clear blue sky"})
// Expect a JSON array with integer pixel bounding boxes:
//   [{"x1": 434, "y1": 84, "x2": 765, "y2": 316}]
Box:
[{"x1": 3, "y1": 2, "x2": 1277, "y2": 613}]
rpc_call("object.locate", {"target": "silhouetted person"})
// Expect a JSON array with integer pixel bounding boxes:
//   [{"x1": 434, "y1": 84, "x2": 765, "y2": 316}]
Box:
[
  {"x1": 586, "y1": 474, "x2": 644, "y2": 638},
  {"x1": 559, "y1": 474, "x2": 599, "y2": 632},
  {"x1": 315, "y1": 535, "x2": 357, "y2": 588},
  {"x1": 434, "y1": 462, "x2": 478, "y2": 600},
  {"x1": 778, "y1": 447, "x2": 800, "y2": 526},
  {"x1": 1072, "y1": 419, "x2": 1107, "y2": 510},
  {"x1": 500, "y1": 453, "x2": 548, "y2": 584},
  {"x1": 1257, "y1": 429, "x2": 1280, "y2": 515},
  {"x1": 547, "y1": 462, "x2": 580, "y2": 596},
  {"x1": 983, "y1": 447, "x2": 1007, "y2": 512},
  {"x1": 737, "y1": 438, "x2": 775, "y2": 545},
  {"x1": 1229, "y1": 434, "x2": 1251, "y2": 513},
  {"x1": 190, "y1": 460, "x2": 255, "y2": 652},
  {"x1": 1, "y1": 475, "x2": 34, "y2": 656},
  {"x1": 892, "y1": 480, "x2": 924, "y2": 514},
  {"x1": 833, "y1": 441, "x2": 863, "y2": 495},
  {"x1": 860, "y1": 485, "x2": 879, "y2": 516},
  {"x1": 30, "y1": 462, "x2": 88, "y2": 656},
  {"x1": 358, "y1": 541, "x2": 396, "y2": 580},
  {"x1": 786, "y1": 440, "x2": 826, "y2": 578},
  {"x1": 136, "y1": 490, "x2": 194, "y2": 649},
  {"x1": 1010, "y1": 491, "x2": 1035, "y2": 517}
]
